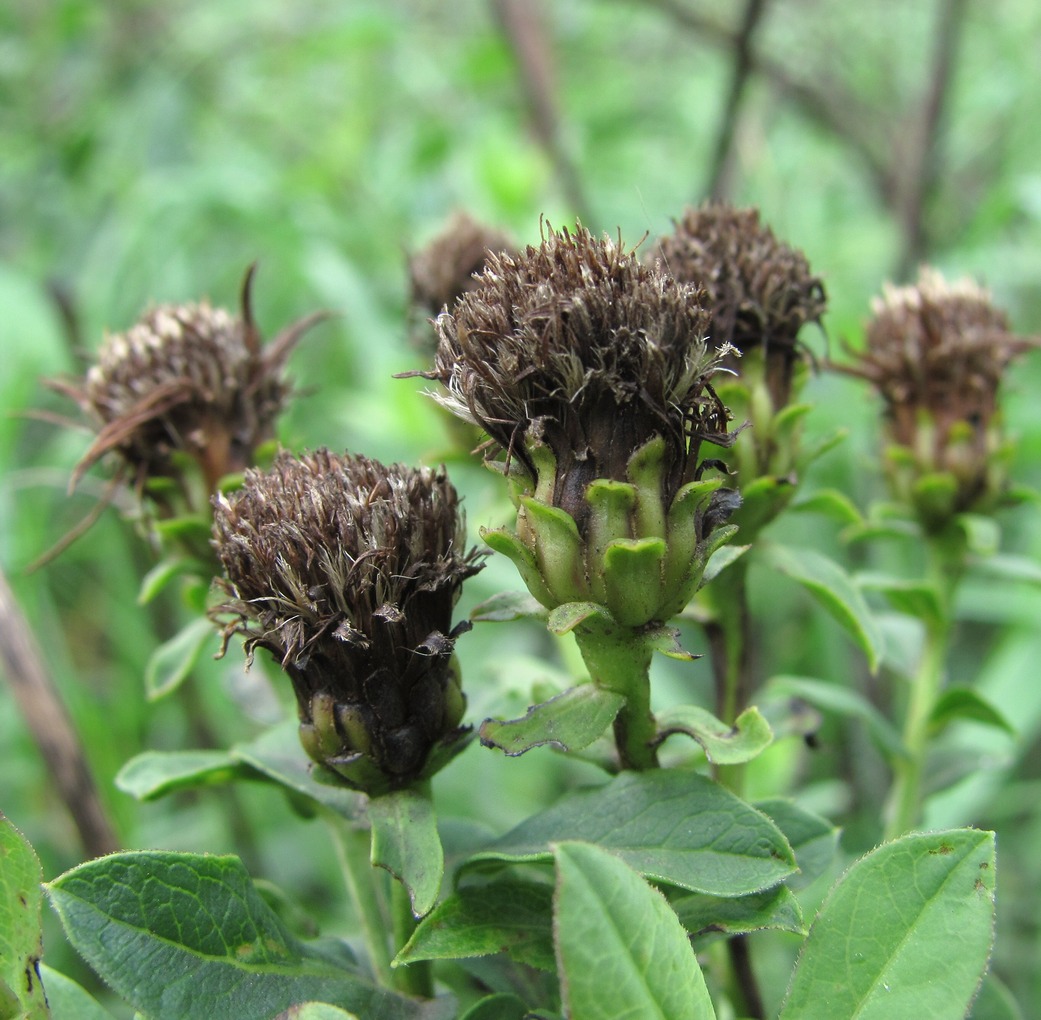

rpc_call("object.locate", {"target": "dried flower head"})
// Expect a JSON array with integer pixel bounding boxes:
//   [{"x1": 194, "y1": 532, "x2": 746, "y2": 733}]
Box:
[
  {"x1": 408, "y1": 210, "x2": 515, "y2": 326},
  {"x1": 52, "y1": 267, "x2": 322, "y2": 502},
  {"x1": 211, "y1": 449, "x2": 483, "y2": 792},
  {"x1": 843, "y1": 267, "x2": 1034, "y2": 521},
  {"x1": 653, "y1": 204, "x2": 826, "y2": 408},
  {"x1": 417, "y1": 223, "x2": 739, "y2": 627}
]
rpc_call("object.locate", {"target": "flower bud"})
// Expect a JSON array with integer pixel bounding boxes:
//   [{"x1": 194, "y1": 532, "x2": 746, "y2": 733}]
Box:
[
  {"x1": 211, "y1": 449, "x2": 483, "y2": 793},
  {"x1": 418, "y1": 223, "x2": 739, "y2": 627},
  {"x1": 841, "y1": 267, "x2": 1035, "y2": 529}
]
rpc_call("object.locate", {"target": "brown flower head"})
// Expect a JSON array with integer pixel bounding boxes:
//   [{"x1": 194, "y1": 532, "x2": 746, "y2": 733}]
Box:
[
  {"x1": 408, "y1": 210, "x2": 515, "y2": 328},
  {"x1": 843, "y1": 267, "x2": 1034, "y2": 522},
  {"x1": 416, "y1": 223, "x2": 739, "y2": 627},
  {"x1": 211, "y1": 449, "x2": 483, "y2": 792},
  {"x1": 52, "y1": 267, "x2": 322, "y2": 503},
  {"x1": 653, "y1": 204, "x2": 826, "y2": 408}
]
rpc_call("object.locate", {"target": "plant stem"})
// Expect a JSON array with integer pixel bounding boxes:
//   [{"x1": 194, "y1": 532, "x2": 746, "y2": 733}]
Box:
[
  {"x1": 391, "y1": 879, "x2": 432, "y2": 998},
  {"x1": 883, "y1": 531, "x2": 962, "y2": 840},
  {"x1": 573, "y1": 622, "x2": 659, "y2": 770},
  {"x1": 326, "y1": 814, "x2": 393, "y2": 988}
]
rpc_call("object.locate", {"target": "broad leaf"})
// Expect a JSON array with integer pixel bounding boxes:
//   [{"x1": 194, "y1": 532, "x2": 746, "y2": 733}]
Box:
[
  {"x1": 671, "y1": 884, "x2": 805, "y2": 942},
  {"x1": 554, "y1": 842, "x2": 715, "y2": 1020},
  {"x1": 755, "y1": 798, "x2": 840, "y2": 887},
  {"x1": 144, "y1": 616, "x2": 218, "y2": 700},
  {"x1": 761, "y1": 543, "x2": 884, "y2": 671},
  {"x1": 479, "y1": 684, "x2": 625, "y2": 756},
  {"x1": 654, "y1": 704, "x2": 773, "y2": 764},
  {"x1": 46, "y1": 851, "x2": 443, "y2": 1020},
  {"x1": 116, "y1": 749, "x2": 253, "y2": 800},
  {"x1": 0, "y1": 815, "x2": 47, "y2": 1020},
  {"x1": 370, "y1": 787, "x2": 443, "y2": 918},
  {"x1": 465, "y1": 769, "x2": 795, "y2": 896},
  {"x1": 780, "y1": 829, "x2": 996, "y2": 1019},
  {"x1": 397, "y1": 876, "x2": 555, "y2": 973}
]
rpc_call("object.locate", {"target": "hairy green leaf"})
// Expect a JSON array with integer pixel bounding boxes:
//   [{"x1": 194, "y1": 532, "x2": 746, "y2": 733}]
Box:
[
  {"x1": 370, "y1": 786, "x2": 443, "y2": 918},
  {"x1": 654, "y1": 704, "x2": 773, "y2": 764},
  {"x1": 0, "y1": 815, "x2": 47, "y2": 1020}
]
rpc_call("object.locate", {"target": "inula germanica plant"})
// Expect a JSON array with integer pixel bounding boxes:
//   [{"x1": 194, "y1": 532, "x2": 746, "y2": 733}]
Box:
[
  {"x1": 418, "y1": 223, "x2": 742, "y2": 769},
  {"x1": 13, "y1": 225, "x2": 1016, "y2": 1020},
  {"x1": 211, "y1": 448, "x2": 482, "y2": 793}
]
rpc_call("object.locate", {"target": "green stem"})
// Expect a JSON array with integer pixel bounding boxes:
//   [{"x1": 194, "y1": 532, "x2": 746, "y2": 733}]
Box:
[
  {"x1": 573, "y1": 622, "x2": 659, "y2": 770},
  {"x1": 391, "y1": 879, "x2": 432, "y2": 998},
  {"x1": 326, "y1": 814, "x2": 393, "y2": 988},
  {"x1": 883, "y1": 530, "x2": 963, "y2": 840}
]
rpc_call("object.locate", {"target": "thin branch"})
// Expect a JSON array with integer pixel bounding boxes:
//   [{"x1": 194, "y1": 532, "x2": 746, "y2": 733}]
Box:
[
  {"x1": 0, "y1": 566, "x2": 119, "y2": 858},
  {"x1": 705, "y1": 0, "x2": 771, "y2": 200},
  {"x1": 490, "y1": 0, "x2": 593, "y2": 222}
]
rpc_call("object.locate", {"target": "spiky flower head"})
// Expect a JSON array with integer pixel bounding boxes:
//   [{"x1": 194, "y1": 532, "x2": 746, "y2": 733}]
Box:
[
  {"x1": 843, "y1": 267, "x2": 1034, "y2": 526},
  {"x1": 53, "y1": 267, "x2": 321, "y2": 504},
  {"x1": 419, "y1": 223, "x2": 739, "y2": 627},
  {"x1": 408, "y1": 210, "x2": 515, "y2": 327},
  {"x1": 211, "y1": 449, "x2": 483, "y2": 793},
  {"x1": 653, "y1": 203, "x2": 826, "y2": 409}
]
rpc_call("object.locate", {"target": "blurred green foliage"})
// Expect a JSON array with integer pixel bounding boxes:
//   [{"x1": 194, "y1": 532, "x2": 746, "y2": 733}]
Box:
[{"x1": 2, "y1": 0, "x2": 1041, "y2": 1014}]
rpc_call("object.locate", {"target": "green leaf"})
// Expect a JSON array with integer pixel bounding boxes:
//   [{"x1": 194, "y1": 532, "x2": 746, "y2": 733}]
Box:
[
  {"x1": 553, "y1": 842, "x2": 715, "y2": 1020},
  {"x1": 465, "y1": 769, "x2": 795, "y2": 896},
  {"x1": 602, "y1": 537, "x2": 667, "y2": 627},
  {"x1": 789, "y1": 488, "x2": 864, "y2": 525},
  {"x1": 702, "y1": 543, "x2": 750, "y2": 585},
  {"x1": 458, "y1": 993, "x2": 529, "y2": 1020},
  {"x1": 764, "y1": 675, "x2": 905, "y2": 762},
  {"x1": 46, "y1": 851, "x2": 440, "y2": 1020},
  {"x1": 0, "y1": 815, "x2": 47, "y2": 1020},
  {"x1": 654, "y1": 704, "x2": 773, "y2": 765},
  {"x1": 929, "y1": 687, "x2": 1016, "y2": 737},
  {"x1": 468, "y1": 590, "x2": 548, "y2": 623},
  {"x1": 144, "y1": 615, "x2": 217, "y2": 700},
  {"x1": 855, "y1": 572, "x2": 944, "y2": 627},
  {"x1": 780, "y1": 829, "x2": 996, "y2": 1019},
  {"x1": 760, "y1": 543, "x2": 884, "y2": 672},
  {"x1": 273, "y1": 1004, "x2": 360, "y2": 1019},
  {"x1": 370, "y1": 787, "x2": 443, "y2": 918},
  {"x1": 397, "y1": 876, "x2": 555, "y2": 972},
  {"x1": 115, "y1": 749, "x2": 253, "y2": 800},
  {"x1": 39, "y1": 963, "x2": 116, "y2": 1020},
  {"x1": 479, "y1": 684, "x2": 625, "y2": 756},
  {"x1": 671, "y1": 884, "x2": 805, "y2": 942},
  {"x1": 754, "y1": 798, "x2": 840, "y2": 887},
  {"x1": 138, "y1": 556, "x2": 210, "y2": 605},
  {"x1": 969, "y1": 552, "x2": 1041, "y2": 586},
  {"x1": 956, "y1": 513, "x2": 1000, "y2": 556},
  {"x1": 546, "y1": 601, "x2": 612, "y2": 635},
  {"x1": 231, "y1": 720, "x2": 363, "y2": 819}
]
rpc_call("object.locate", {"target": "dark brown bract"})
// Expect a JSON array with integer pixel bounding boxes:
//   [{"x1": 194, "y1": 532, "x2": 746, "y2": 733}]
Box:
[
  {"x1": 424, "y1": 224, "x2": 732, "y2": 528},
  {"x1": 211, "y1": 449, "x2": 483, "y2": 791}
]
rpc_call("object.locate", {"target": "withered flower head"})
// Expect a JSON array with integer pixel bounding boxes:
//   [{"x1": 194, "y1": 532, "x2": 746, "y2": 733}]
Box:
[
  {"x1": 52, "y1": 267, "x2": 322, "y2": 502},
  {"x1": 419, "y1": 223, "x2": 739, "y2": 627},
  {"x1": 211, "y1": 449, "x2": 483, "y2": 793},
  {"x1": 408, "y1": 210, "x2": 515, "y2": 327},
  {"x1": 843, "y1": 267, "x2": 1034, "y2": 522},
  {"x1": 653, "y1": 203, "x2": 826, "y2": 408}
]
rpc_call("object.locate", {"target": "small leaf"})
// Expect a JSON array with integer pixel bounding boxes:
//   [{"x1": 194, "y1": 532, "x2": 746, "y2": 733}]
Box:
[
  {"x1": 469, "y1": 591, "x2": 548, "y2": 623},
  {"x1": 0, "y1": 815, "x2": 47, "y2": 1020},
  {"x1": 465, "y1": 769, "x2": 795, "y2": 896},
  {"x1": 479, "y1": 685, "x2": 625, "y2": 756},
  {"x1": 39, "y1": 963, "x2": 115, "y2": 1020},
  {"x1": 144, "y1": 616, "x2": 217, "y2": 700},
  {"x1": 780, "y1": 829, "x2": 996, "y2": 1019},
  {"x1": 789, "y1": 488, "x2": 864, "y2": 525},
  {"x1": 116, "y1": 749, "x2": 253, "y2": 800},
  {"x1": 554, "y1": 842, "x2": 716, "y2": 1020},
  {"x1": 459, "y1": 993, "x2": 529, "y2": 1020},
  {"x1": 929, "y1": 687, "x2": 1015, "y2": 737},
  {"x1": 602, "y1": 537, "x2": 667, "y2": 627},
  {"x1": 702, "y1": 543, "x2": 750, "y2": 585},
  {"x1": 546, "y1": 601, "x2": 611, "y2": 635},
  {"x1": 654, "y1": 705, "x2": 773, "y2": 765},
  {"x1": 671, "y1": 885, "x2": 805, "y2": 942},
  {"x1": 138, "y1": 556, "x2": 209, "y2": 605},
  {"x1": 754, "y1": 798, "x2": 840, "y2": 887},
  {"x1": 764, "y1": 675, "x2": 905, "y2": 762},
  {"x1": 46, "y1": 852, "x2": 435, "y2": 1020},
  {"x1": 969, "y1": 552, "x2": 1041, "y2": 586},
  {"x1": 761, "y1": 543, "x2": 884, "y2": 672},
  {"x1": 956, "y1": 513, "x2": 1000, "y2": 556},
  {"x1": 397, "y1": 877, "x2": 555, "y2": 972},
  {"x1": 370, "y1": 787, "x2": 443, "y2": 918},
  {"x1": 856, "y1": 572, "x2": 944, "y2": 626}
]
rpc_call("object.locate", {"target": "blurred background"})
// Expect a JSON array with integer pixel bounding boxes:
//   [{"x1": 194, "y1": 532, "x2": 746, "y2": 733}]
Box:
[{"x1": 2, "y1": 0, "x2": 1041, "y2": 1014}]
